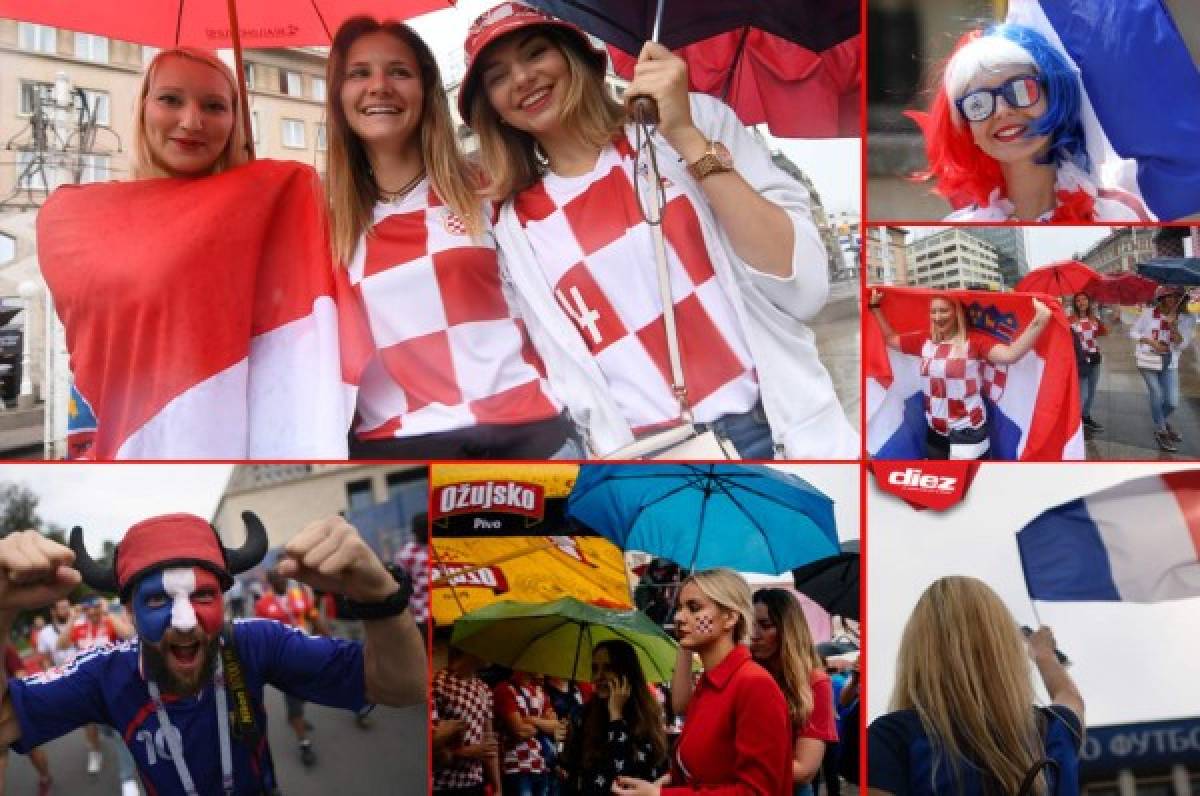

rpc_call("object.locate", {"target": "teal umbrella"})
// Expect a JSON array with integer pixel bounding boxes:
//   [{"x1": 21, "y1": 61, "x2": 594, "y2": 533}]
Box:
[{"x1": 450, "y1": 597, "x2": 679, "y2": 683}]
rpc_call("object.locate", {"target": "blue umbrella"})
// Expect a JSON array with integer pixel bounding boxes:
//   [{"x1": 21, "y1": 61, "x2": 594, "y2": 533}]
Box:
[
  {"x1": 566, "y1": 464, "x2": 838, "y2": 574},
  {"x1": 1137, "y1": 257, "x2": 1200, "y2": 286},
  {"x1": 523, "y1": 0, "x2": 858, "y2": 56}
]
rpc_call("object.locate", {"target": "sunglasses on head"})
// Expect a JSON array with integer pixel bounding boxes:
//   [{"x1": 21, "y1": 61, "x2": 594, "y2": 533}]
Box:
[{"x1": 955, "y1": 75, "x2": 1044, "y2": 123}]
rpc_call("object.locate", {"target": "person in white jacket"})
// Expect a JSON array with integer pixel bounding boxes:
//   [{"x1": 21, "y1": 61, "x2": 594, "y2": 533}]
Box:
[
  {"x1": 1130, "y1": 288, "x2": 1195, "y2": 452},
  {"x1": 454, "y1": 2, "x2": 857, "y2": 459}
]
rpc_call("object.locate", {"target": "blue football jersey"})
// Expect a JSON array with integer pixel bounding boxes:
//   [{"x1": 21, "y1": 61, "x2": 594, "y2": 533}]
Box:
[{"x1": 9, "y1": 618, "x2": 366, "y2": 795}]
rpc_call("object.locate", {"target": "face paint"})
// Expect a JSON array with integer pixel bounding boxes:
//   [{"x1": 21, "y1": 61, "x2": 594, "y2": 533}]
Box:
[
  {"x1": 132, "y1": 567, "x2": 224, "y2": 643},
  {"x1": 695, "y1": 615, "x2": 714, "y2": 636}
]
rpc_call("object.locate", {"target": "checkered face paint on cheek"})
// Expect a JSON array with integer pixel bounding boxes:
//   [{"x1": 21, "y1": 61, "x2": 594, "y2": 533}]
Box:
[
  {"x1": 133, "y1": 567, "x2": 224, "y2": 642},
  {"x1": 694, "y1": 614, "x2": 715, "y2": 637}
]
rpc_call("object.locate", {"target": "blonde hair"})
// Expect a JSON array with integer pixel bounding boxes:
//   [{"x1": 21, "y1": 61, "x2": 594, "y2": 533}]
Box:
[
  {"x1": 891, "y1": 576, "x2": 1047, "y2": 794},
  {"x1": 132, "y1": 48, "x2": 249, "y2": 179},
  {"x1": 468, "y1": 27, "x2": 625, "y2": 202},
  {"x1": 753, "y1": 588, "x2": 822, "y2": 726},
  {"x1": 684, "y1": 568, "x2": 754, "y2": 645},
  {"x1": 930, "y1": 295, "x2": 970, "y2": 352},
  {"x1": 325, "y1": 18, "x2": 483, "y2": 265}
]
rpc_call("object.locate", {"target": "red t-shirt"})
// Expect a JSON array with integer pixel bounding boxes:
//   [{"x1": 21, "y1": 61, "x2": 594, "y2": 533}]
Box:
[
  {"x1": 667, "y1": 646, "x2": 792, "y2": 795},
  {"x1": 796, "y1": 669, "x2": 839, "y2": 742},
  {"x1": 254, "y1": 587, "x2": 315, "y2": 632},
  {"x1": 68, "y1": 617, "x2": 119, "y2": 650},
  {"x1": 4, "y1": 644, "x2": 23, "y2": 678}
]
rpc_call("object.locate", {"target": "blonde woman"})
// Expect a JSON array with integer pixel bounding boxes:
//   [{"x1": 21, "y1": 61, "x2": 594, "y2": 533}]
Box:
[
  {"x1": 457, "y1": 2, "x2": 857, "y2": 459},
  {"x1": 325, "y1": 17, "x2": 577, "y2": 459},
  {"x1": 614, "y1": 569, "x2": 791, "y2": 796},
  {"x1": 41, "y1": 48, "x2": 349, "y2": 459},
  {"x1": 750, "y1": 588, "x2": 836, "y2": 796},
  {"x1": 869, "y1": 289, "x2": 1052, "y2": 459},
  {"x1": 868, "y1": 577, "x2": 1084, "y2": 795}
]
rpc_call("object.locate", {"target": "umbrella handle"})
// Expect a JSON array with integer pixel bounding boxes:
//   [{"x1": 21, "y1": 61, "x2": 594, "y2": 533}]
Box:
[{"x1": 630, "y1": 96, "x2": 659, "y2": 126}]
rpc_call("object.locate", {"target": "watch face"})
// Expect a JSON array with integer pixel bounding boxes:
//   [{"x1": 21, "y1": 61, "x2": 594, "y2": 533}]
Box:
[{"x1": 714, "y1": 141, "x2": 733, "y2": 169}]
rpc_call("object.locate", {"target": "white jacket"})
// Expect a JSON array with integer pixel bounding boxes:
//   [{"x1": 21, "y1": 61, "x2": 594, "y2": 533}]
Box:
[
  {"x1": 494, "y1": 93, "x2": 859, "y2": 458},
  {"x1": 1131, "y1": 307, "x2": 1195, "y2": 369}
]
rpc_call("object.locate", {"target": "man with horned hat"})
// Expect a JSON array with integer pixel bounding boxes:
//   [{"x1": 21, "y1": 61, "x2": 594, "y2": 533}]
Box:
[{"x1": 0, "y1": 511, "x2": 425, "y2": 795}]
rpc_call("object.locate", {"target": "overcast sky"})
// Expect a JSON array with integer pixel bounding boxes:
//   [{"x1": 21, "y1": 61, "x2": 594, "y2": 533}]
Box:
[
  {"x1": 407, "y1": 1, "x2": 860, "y2": 215},
  {"x1": 0, "y1": 465, "x2": 233, "y2": 554},
  {"x1": 868, "y1": 463, "x2": 1200, "y2": 728}
]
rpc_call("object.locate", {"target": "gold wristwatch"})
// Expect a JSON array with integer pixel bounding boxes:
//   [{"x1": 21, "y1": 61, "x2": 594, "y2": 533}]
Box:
[{"x1": 686, "y1": 140, "x2": 733, "y2": 181}]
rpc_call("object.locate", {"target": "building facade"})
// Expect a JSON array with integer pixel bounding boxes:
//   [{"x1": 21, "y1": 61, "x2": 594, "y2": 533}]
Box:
[
  {"x1": 864, "y1": 225, "x2": 909, "y2": 284},
  {"x1": 1080, "y1": 227, "x2": 1159, "y2": 275},
  {"x1": 961, "y1": 226, "x2": 1029, "y2": 288},
  {"x1": 905, "y1": 227, "x2": 1003, "y2": 290}
]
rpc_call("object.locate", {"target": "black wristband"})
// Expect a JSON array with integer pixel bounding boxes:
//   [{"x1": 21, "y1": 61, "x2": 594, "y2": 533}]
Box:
[{"x1": 337, "y1": 564, "x2": 413, "y2": 620}]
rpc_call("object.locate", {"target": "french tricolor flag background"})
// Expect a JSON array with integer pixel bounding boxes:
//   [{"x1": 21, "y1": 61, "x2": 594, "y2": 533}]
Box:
[
  {"x1": 865, "y1": 286, "x2": 1084, "y2": 460},
  {"x1": 1007, "y1": 0, "x2": 1200, "y2": 221},
  {"x1": 1018, "y1": 470, "x2": 1200, "y2": 602}
]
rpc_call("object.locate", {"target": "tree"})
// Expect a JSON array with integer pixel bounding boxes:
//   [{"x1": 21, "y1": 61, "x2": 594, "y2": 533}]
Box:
[{"x1": 0, "y1": 482, "x2": 43, "y2": 536}]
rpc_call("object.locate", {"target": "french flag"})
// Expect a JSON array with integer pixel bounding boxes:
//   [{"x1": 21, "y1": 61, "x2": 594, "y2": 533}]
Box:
[
  {"x1": 865, "y1": 286, "x2": 1084, "y2": 460},
  {"x1": 39, "y1": 160, "x2": 356, "y2": 459},
  {"x1": 1007, "y1": 0, "x2": 1200, "y2": 221},
  {"x1": 1018, "y1": 470, "x2": 1200, "y2": 602}
]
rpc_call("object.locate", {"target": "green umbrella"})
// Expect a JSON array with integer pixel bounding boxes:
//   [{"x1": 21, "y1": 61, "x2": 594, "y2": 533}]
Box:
[{"x1": 450, "y1": 597, "x2": 679, "y2": 683}]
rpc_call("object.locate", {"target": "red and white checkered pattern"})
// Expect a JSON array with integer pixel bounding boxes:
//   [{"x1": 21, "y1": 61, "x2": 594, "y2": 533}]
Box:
[
  {"x1": 433, "y1": 669, "x2": 494, "y2": 789},
  {"x1": 1072, "y1": 317, "x2": 1102, "y2": 354},
  {"x1": 512, "y1": 135, "x2": 758, "y2": 432},
  {"x1": 347, "y1": 184, "x2": 562, "y2": 440},
  {"x1": 1148, "y1": 311, "x2": 1174, "y2": 346},
  {"x1": 494, "y1": 679, "x2": 547, "y2": 774},
  {"x1": 394, "y1": 543, "x2": 429, "y2": 624},
  {"x1": 920, "y1": 339, "x2": 988, "y2": 434}
]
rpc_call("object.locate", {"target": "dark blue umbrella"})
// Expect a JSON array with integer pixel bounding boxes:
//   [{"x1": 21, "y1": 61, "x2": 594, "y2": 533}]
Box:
[
  {"x1": 523, "y1": 0, "x2": 858, "y2": 56},
  {"x1": 1137, "y1": 257, "x2": 1200, "y2": 286},
  {"x1": 566, "y1": 463, "x2": 838, "y2": 574}
]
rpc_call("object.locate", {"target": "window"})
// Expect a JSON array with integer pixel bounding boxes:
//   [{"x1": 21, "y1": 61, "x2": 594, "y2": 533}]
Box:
[
  {"x1": 311, "y1": 77, "x2": 326, "y2": 102},
  {"x1": 19, "y1": 81, "x2": 54, "y2": 116},
  {"x1": 76, "y1": 89, "x2": 111, "y2": 126},
  {"x1": 243, "y1": 62, "x2": 256, "y2": 89},
  {"x1": 280, "y1": 70, "x2": 303, "y2": 96},
  {"x1": 346, "y1": 479, "x2": 374, "y2": 511},
  {"x1": 0, "y1": 234, "x2": 14, "y2": 265},
  {"x1": 74, "y1": 33, "x2": 109, "y2": 63},
  {"x1": 251, "y1": 111, "x2": 261, "y2": 144},
  {"x1": 78, "y1": 154, "x2": 111, "y2": 183},
  {"x1": 16, "y1": 150, "x2": 57, "y2": 191},
  {"x1": 385, "y1": 470, "x2": 424, "y2": 502},
  {"x1": 315, "y1": 123, "x2": 327, "y2": 151},
  {"x1": 18, "y1": 23, "x2": 56, "y2": 54},
  {"x1": 281, "y1": 119, "x2": 305, "y2": 148}
]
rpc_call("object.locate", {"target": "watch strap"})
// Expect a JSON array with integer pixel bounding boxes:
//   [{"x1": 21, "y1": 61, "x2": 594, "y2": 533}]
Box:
[{"x1": 336, "y1": 564, "x2": 413, "y2": 620}]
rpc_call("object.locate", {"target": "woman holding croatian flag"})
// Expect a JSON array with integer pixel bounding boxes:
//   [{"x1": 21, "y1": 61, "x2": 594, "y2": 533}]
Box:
[
  {"x1": 910, "y1": 23, "x2": 1150, "y2": 222},
  {"x1": 1131, "y1": 287, "x2": 1196, "y2": 453},
  {"x1": 868, "y1": 576, "x2": 1085, "y2": 795},
  {"x1": 323, "y1": 17, "x2": 580, "y2": 459},
  {"x1": 455, "y1": 2, "x2": 857, "y2": 459},
  {"x1": 868, "y1": 289, "x2": 1053, "y2": 460}
]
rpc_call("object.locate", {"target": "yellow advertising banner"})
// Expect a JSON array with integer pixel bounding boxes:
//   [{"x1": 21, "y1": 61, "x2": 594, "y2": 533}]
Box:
[
  {"x1": 432, "y1": 535, "x2": 632, "y2": 626},
  {"x1": 430, "y1": 463, "x2": 579, "y2": 498}
]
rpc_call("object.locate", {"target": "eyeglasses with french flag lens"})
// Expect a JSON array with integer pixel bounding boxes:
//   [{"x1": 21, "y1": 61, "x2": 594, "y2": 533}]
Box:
[{"x1": 955, "y1": 75, "x2": 1044, "y2": 123}]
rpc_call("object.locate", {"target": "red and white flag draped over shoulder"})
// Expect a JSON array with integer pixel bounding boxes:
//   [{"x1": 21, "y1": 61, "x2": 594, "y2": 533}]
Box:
[
  {"x1": 39, "y1": 159, "x2": 361, "y2": 459},
  {"x1": 865, "y1": 286, "x2": 1084, "y2": 461}
]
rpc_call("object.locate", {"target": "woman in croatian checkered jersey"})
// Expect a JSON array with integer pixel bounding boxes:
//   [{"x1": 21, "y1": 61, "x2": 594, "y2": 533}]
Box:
[
  {"x1": 456, "y1": 2, "x2": 858, "y2": 460},
  {"x1": 868, "y1": 289, "x2": 1052, "y2": 460},
  {"x1": 325, "y1": 17, "x2": 580, "y2": 459}
]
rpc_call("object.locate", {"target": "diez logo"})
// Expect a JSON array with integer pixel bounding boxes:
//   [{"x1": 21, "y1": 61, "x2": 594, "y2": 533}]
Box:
[
  {"x1": 886, "y1": 467, "x2": 958, "y2": 494},
  {"x1": 434, "y1": 481, "x2": 545, "y2": 519}
]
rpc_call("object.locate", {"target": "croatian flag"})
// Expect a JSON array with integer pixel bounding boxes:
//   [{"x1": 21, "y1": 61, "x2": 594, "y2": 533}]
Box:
[
  {"x1": 1007, "y1": 0, "x2": 1200, "y2": 221},
  {"x1": 865, "y1": 286, "x2": 1084, "y2": 460},
  {"x1": 38, "y1": 160, "x2": 356, "y2": 459},
  {"x1": 1018, "y1": 470, "x2": 1200, "y2": 602}
]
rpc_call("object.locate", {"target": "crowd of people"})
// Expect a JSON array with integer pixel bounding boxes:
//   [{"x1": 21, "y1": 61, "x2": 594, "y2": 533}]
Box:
[{"x1": 432, "y1": 568, "x2": 860, "y2": 796}]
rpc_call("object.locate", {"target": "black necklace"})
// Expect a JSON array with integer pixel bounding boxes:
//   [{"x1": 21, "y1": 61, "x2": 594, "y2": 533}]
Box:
[{"x1": 376, "y1": 169, "x2": 425, "y2": 203}]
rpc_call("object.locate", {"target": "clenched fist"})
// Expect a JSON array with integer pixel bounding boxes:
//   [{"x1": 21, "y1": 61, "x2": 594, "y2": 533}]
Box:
[
  {"x1": 0, "y1": 531, "x2": 81, "y2": 612},
  {"x1": 275, "y1": 517, "x2": 395, "y2": 603}
]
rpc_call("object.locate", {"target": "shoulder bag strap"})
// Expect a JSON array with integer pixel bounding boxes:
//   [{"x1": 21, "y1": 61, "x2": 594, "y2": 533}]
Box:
[{"x1": 219, "y1": 622, "x2": 279, "y2": 794}]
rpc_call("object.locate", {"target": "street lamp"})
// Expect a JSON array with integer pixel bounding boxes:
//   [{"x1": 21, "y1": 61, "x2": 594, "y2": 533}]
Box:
[{"x1": 18, "y1": 280, "x2": 39, "y2": 409}]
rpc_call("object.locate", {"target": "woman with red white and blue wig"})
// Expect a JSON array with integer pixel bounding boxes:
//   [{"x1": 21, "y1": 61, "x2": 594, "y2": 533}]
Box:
[{"x1": 909, "y1": 23, "x2": 1150, "y2": 222}]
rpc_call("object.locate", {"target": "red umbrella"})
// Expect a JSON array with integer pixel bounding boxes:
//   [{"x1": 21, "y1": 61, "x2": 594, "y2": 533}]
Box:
[
  {"x1": 609, "y1": 29, "x2": 861, "y2": 138},
  {"x1": 1090, "y1": 272, "x2": 1159, "y2": 305},
  {"x1": 1014, "y1": 260, "x2": 1099, "y2": 297},
  {"x1": 0, "y1": 0, "x2": 452, "y2": 155}
]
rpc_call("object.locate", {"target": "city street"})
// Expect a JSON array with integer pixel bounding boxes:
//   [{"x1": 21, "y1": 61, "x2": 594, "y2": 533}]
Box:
[
  {"x1": 2, "y1": 686, "x2": 427, "y2": 794},
  {"x1": 1082, "y1": 309, "x2": 1200, "y2": 460}
]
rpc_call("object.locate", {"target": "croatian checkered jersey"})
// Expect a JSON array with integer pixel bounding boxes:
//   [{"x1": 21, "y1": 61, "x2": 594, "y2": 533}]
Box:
[
  {"x1": 899, "y1": 332, "x2": 999, "y2": 434},
  {"x1": 511, "y1": 135, "x2": 759, "y2": 433},
  {"x1": 346, "y1": 183, "x2": 562, "y2": 440},
  {"x1": 1070, "y1": 317, "x2": 1104, "y2": 354},
  {"x1": 8, "y1": 619, "x2": 365, "y2": 795},
  {"x1": 1131, "y1": 308, "x2": 1196, "y2": 369},
  {"x1": 494, "y1": 679, "x2": 549, "y2": 774},
  {"x1": 432, "y1": 669, "x2": 494, "y2": 789}
]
